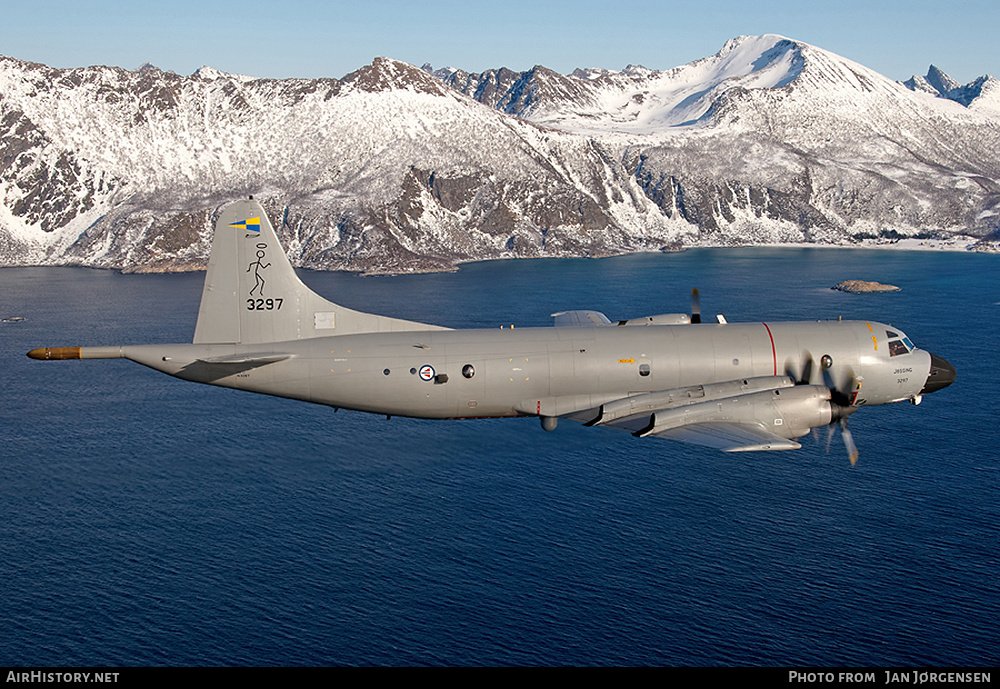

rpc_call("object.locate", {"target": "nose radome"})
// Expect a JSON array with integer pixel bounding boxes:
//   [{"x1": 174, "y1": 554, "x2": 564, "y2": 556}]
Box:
[{"x1": 921, "y1": 353, "x2": 956, "y2": 395}]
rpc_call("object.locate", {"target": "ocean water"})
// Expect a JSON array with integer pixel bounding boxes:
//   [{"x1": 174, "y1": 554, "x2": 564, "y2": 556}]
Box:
[{"x1": 1, "y1": 247, "x2": 997, "y2": 666}]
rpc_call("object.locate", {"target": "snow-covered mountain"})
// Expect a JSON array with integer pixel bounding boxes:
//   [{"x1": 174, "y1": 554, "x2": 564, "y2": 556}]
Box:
[
  {"x1": 903, "y1": 65, "x2": 1000, "y2": 115},
  {"x1": 432, "y1": 35, "x2": 809, "y2": 133},
  {"x1": 2, "y1": 35, "x2": 998, "y2": 273}
]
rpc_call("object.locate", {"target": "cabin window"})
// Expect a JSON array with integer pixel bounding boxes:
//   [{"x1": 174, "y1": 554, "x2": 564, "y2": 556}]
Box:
[
  {"x1": 639, "y1": 363, "x2": 651, "y2": 377},
  {"x1": 462, "y1": 364, "x2": 476, "y2": 379}
]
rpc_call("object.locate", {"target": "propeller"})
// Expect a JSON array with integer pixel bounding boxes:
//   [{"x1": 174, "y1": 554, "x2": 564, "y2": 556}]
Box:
[{"x1": 787, "y1": 351, "x2": 861, "y2": 465}]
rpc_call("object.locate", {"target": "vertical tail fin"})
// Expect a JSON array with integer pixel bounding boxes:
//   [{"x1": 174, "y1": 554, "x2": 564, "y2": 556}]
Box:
[{"x1": 193, "y1": 199, "x2": 444, "y2": 344}]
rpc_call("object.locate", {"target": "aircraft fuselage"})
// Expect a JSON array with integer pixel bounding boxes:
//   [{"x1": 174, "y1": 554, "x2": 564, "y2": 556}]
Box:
[{"x1": 120, "y1": 318, "x2": 929, "y2": 421}]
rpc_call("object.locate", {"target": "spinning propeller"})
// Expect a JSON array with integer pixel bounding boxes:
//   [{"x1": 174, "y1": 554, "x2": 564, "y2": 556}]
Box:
[{"x1": 786, "y1": 351, "x2": 861, "y2": 465}]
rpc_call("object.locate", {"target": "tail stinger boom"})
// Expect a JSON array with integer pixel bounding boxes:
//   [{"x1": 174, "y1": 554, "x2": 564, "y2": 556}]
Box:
[{"x1": 193, "y1": 199, "x2": 446, "y2": 345}]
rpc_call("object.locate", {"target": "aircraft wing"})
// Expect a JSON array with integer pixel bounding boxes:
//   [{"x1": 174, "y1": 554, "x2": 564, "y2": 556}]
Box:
[
  {"x1": 551, "y1": 310, "x2": 613, "y2": 327},
  {"x1": 558, "y1": 375, "x2": 827, "y2": 452},
  {"x1": 645, "y1": 422, "x2": 801, "y2": 452}
]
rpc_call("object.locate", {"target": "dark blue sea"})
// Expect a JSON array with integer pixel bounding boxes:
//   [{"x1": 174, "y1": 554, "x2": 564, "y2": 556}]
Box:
[{"x1": 1, "y1": 247, "x2": 997, "y2": 666}]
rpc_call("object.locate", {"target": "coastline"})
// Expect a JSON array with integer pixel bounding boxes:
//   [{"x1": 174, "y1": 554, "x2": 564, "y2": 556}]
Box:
[
  {"x1": 702, "y1": 236, "x2": 994, "y2": 254},
  {"x1": 1, "y1": 235, "x2": 995, "y2": 277}
]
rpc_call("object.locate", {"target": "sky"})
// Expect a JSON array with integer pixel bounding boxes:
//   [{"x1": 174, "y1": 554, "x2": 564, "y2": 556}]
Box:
[{"x1": 1, "y1": 0, "x2": 996, "y2": 84}]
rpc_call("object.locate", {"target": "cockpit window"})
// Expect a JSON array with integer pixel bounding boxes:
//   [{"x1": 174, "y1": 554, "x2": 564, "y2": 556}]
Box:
[
  {"x1": 902, "y1": 337, "x2": 915, "y2": 351},
  {"x1": 888, "y1": 339, "x2": 909, "y2": 357}
]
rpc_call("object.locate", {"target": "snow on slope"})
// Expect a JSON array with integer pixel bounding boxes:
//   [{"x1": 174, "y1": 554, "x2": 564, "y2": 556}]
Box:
[
  {"x1": 528, "y1": 35, "x2": 806, "y2": 134},
  {"x1": 2, "y1": 35, "x2": 999, "y2": 273},
  {"x1": 462, "y1": 34, "x2": 998, "y2": 142},
  {"x1": 430, "y1": 35, "x2": 1000, "y2": 247},
  {"x1": 0, "y1": 55, "x2": 689, "y2": 271}
]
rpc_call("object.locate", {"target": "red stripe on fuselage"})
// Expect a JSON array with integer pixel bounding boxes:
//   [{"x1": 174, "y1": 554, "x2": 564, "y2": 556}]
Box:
[{"x1": 762, "y1": 322, "x2": 777, "y2": 376}]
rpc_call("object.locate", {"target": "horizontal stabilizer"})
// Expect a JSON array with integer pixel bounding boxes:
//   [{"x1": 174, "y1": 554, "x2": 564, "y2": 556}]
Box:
[{"x1": 196, "y1": 353, "x2": 292, "y2": 365}]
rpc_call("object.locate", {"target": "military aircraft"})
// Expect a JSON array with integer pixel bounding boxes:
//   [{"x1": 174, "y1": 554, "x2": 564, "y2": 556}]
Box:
[{"x1": 28, "y1": 199, "x2": 955, "y2": 464}]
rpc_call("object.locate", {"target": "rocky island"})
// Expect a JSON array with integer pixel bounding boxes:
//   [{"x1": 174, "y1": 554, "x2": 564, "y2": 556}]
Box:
[{"x1": 832, "y1": 280, "x2": 901, "y2": 293}]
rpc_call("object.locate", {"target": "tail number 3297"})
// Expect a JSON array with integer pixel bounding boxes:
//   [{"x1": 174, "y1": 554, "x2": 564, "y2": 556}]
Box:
[{"x1": 247, "y1": 298, "x2": 283, "y2": 311}]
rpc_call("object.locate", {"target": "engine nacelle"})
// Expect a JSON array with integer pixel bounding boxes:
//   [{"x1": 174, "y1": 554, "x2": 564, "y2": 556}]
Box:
[{"x1": 638, "y1": 385, "x2": 838, "y2": 440}]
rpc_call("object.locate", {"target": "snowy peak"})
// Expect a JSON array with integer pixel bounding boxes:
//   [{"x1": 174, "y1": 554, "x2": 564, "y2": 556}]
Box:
[
  {"x1": 193, "y1": 65, "x2": 231, "y2": 80},
  {"x1": 926, "y1": 65, "x2": 962, "y2": 94},
  {"x1": 656, "y1": 34, "x2": 805, "y2": 98},
  {"x1": 422, "y1": 62, "x2": 595, "y2": 116},
  {"x1": 904, "y1": 65, "x2": 966, "y2": 98},
  {"x1": 903, "y1": 65, "x2": 1000, "y2": 113},
  {"x1": 963, "y1": 75, "x2": 1000, "y2": 114},
  {"x1": 423, "y1": 64, "x2": 526, "y2": 110},
  {"x1": 429, "y1": 35, "x2": 818, "y2": 134},
  {"x1": 903, "y1": 73, "x2": 937, "y2": 95},
  {"x1": 426, "y1": 35, "x2": 814, "y2": 129},
  {"x1": 432, "y1": 34, "x2": 998, "y2": 137},
  {"x1": 711, "y1": 34, "x2": 803, "y2": 84},
  {"x1": 570, "y1": 67, "x2": 616, "y2": 81},
  {"x1": 342, "y1": 57, "x2": 449, "y2": 96}
]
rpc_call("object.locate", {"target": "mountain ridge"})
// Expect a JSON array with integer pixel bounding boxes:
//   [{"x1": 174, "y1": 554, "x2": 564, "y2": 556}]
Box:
[
  {"x1": 903, "y1": 64, "x2": 1000, "y2": 113},
  {"x1": 1, "y1": 35, "x2": 998, "y2": 274}
]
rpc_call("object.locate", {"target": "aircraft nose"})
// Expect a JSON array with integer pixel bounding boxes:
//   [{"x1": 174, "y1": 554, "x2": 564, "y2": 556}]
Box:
[{"x1": 921, "y1": 353, "x2": 956, "y2": 395}]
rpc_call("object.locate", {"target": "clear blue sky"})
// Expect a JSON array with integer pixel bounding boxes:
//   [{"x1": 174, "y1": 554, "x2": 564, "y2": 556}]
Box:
[{"x1": 2, "y1": 0, "x2": 996, "y2": 84}]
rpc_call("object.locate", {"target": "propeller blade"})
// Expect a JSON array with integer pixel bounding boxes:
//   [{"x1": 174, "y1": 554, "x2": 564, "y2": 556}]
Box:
[
  {"x1": 841, "y1": 417, "x2": 859, "y2": 466},
  {"x1": 801, "y1": 355, "x2": 814, "y2": 385},
  {"x1": 825, "y1": 401, "x2": 859, "y2": 465},
  {"x1": 824, "y1": 363, "x2": 856, "y2": 407},
  {"x1": 690, "y1": 289, "x2": 701, "y2": 324},
  {"x1": 786, "y1": 352, "x2": 816, "y2": 385}
]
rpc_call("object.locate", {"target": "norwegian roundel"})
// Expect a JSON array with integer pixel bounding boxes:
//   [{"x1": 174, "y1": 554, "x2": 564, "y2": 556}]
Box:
[{"x1": 418, "y1": 364, "x2": 436, "y2": 382}]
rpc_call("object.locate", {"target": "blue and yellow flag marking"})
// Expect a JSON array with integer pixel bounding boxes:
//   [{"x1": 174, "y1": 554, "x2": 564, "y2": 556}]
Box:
[{"x1": 229, "y1": 217, "x2": 261, "y2": 232}]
